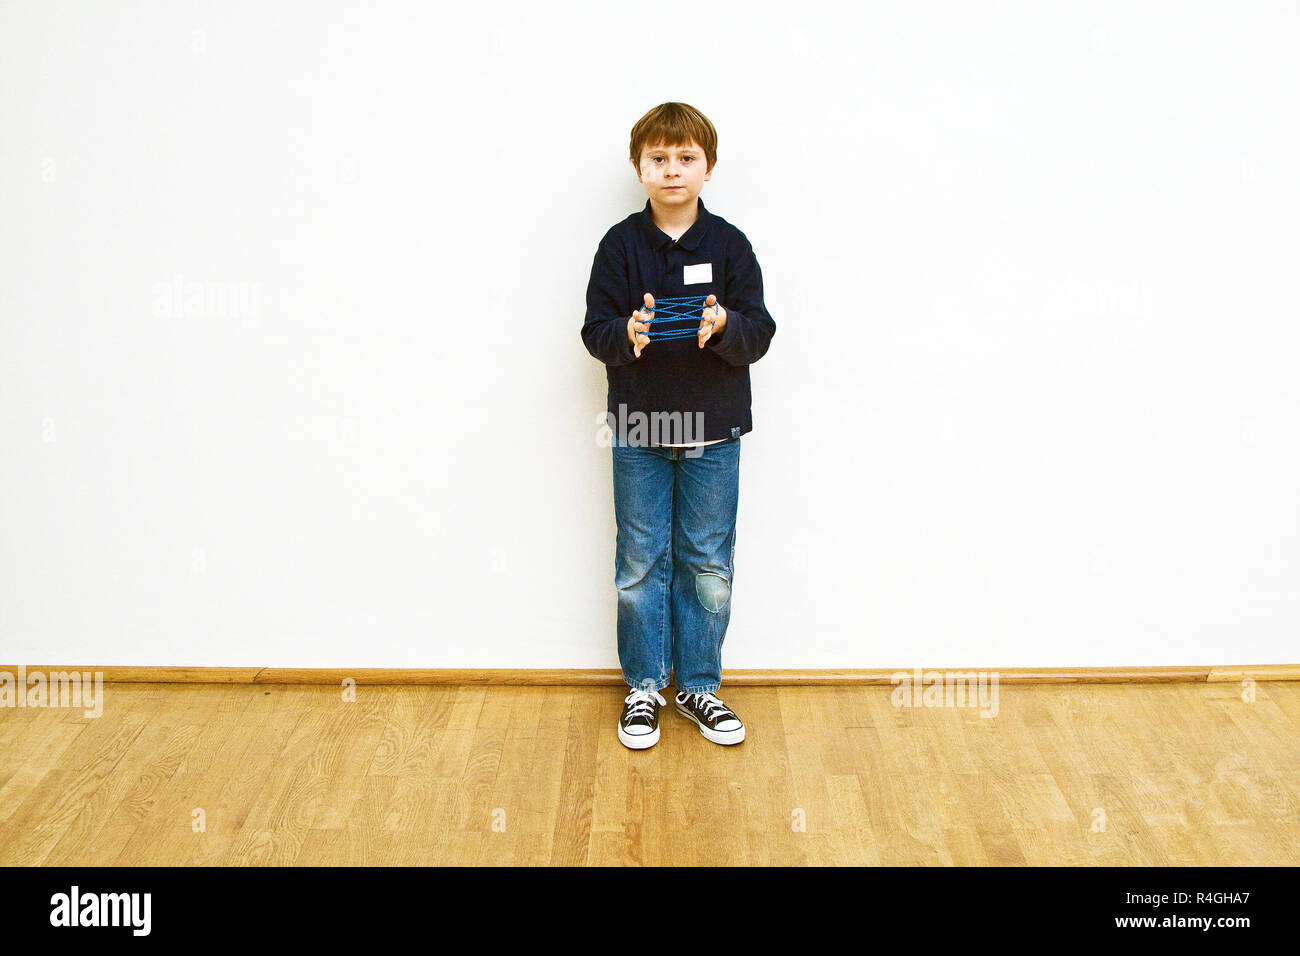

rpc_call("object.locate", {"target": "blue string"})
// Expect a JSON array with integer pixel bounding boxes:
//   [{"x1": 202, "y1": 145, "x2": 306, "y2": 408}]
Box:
[{"x1": 637, "y1": 295, "x2": 720, "y2": 340}]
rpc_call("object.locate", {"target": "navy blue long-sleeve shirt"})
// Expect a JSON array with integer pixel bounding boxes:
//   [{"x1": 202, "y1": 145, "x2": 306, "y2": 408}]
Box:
[{"x1": 581, "y1": 198, "x2": 776, "y2": 444}]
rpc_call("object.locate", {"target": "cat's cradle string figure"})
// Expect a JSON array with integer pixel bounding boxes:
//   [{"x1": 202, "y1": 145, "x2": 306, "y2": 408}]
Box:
[{"x1": 639, "y1": 294, "x2": 722, "y2": 341}]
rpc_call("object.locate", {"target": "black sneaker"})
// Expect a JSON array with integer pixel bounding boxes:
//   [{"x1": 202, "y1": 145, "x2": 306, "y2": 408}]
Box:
[
  {"x1": 618, "y1": 687, "x2": 666, "y2": 750},
  {"x1": 674, "y1": 691, "x2": 745, "y2": 745}
]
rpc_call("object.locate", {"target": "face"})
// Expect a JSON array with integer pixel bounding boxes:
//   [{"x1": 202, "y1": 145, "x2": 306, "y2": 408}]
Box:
[{"x1": 634, "y1": 139, "x2": 712, "y2": 207}]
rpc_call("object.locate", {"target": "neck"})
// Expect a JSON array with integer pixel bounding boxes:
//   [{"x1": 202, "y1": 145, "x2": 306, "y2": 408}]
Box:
[{"x1": 650, "y1": 197, "x2": 699, "y2": 236}]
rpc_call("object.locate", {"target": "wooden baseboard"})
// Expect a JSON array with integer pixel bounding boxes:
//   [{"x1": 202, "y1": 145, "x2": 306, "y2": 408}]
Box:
[{"x1": 3, "y1": 664, "x2": 1298, "y2": 684}]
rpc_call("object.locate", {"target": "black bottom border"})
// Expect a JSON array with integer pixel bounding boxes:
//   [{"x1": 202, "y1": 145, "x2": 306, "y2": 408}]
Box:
[{"x1": 1, "y1": 864, "x2": 1291, "y2": 941}]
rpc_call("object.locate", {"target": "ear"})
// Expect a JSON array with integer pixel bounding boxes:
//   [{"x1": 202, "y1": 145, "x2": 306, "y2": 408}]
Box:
[
  {"x1": 704, "y1": 161, "x2": 714, "y2": 182},
  {"x1": 632, "y1": 158, "x2": 643, "y2": 183}
]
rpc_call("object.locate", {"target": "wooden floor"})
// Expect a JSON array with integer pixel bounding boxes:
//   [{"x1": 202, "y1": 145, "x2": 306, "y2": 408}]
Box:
[{"x1": 1, "y1": 681, "x2": 1297, "y2": 866}]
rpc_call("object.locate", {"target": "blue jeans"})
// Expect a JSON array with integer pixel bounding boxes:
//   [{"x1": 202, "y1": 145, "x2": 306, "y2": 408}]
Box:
[{"x1": 611, "y1": 436, "x2": 741, "y2": 696}]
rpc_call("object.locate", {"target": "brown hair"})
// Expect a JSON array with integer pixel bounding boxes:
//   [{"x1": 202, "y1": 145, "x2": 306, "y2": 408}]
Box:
[{"x1": 629, "y1": 102, "x2": 718, "y2": 172}]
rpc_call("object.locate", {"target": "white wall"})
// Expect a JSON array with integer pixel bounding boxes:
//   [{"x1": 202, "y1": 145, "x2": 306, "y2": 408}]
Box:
[{"x1": 2, "y1": 0, "x2": 1296, "y2": 669}]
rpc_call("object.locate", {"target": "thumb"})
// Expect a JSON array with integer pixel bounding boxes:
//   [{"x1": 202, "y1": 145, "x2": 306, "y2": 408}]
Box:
[{"x1": 644, "y1": 292, "x2": 655, "y2": 312}]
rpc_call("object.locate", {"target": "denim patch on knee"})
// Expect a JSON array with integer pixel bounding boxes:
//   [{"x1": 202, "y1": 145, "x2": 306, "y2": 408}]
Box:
[{"x1": 694, "y1": 572, "x2": 730, "y2": 614}]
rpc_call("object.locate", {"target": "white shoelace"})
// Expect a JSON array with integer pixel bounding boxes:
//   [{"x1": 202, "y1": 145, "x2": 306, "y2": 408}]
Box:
[
  {"x1": 684, "y1": 692, "x2": 735, "y2": 722},
  {"x1": 623, "y1": 688, "x2": 666, "y2": 724}
]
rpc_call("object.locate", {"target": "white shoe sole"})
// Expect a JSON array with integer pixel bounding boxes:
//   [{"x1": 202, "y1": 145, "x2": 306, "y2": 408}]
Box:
[
  {"x1": 674, "y1": 703, "x2": 745, "y2": 745},
  {"x1": 617, "y1": 724, "x2": 660, "y2": 749}
]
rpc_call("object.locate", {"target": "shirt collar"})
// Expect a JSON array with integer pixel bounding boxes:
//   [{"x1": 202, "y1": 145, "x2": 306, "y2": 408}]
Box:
[{"x1": 639, "y1": 197, "x2": 712, "y2": 252}]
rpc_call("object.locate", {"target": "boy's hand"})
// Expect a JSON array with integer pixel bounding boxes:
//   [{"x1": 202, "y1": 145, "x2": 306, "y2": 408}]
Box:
[
  {"x1": 698, "y1": 294, "x2": 727, "y2": 347},
  {"x1": 627, "y1": 292, "x2": 655, "y2": 358}
]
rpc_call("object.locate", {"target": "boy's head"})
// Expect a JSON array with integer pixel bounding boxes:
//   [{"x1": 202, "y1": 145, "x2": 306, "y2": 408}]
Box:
[
  {"x1": 630, "y1": 102, "x2": 717, "y2": 206},
  {"x1": 629, "y1": 102, "x2": 717, "y2": 176}
]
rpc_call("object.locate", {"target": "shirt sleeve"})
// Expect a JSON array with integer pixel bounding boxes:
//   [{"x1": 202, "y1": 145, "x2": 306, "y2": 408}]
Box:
[
  {"x1": 705, "y1": 233, "x2": 776, "y2": 366},
  {"x1": 581, "y1": 235, "x2": 637, "y2": 367}
]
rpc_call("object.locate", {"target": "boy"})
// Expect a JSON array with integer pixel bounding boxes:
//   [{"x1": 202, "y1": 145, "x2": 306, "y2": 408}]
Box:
[{"x1": 580, "y1": 102, "x2": 776, "y2": 750}]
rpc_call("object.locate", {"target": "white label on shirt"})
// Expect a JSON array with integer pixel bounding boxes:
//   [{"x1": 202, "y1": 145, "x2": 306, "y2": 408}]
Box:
[{"x1": 683, "y1": 263, "x2": 713, "y2": 285}]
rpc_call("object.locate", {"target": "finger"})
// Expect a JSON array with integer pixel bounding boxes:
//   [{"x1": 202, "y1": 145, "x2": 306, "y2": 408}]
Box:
[{"x1": 697, "y1": 318, "x2": 714, "y2": 347}]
